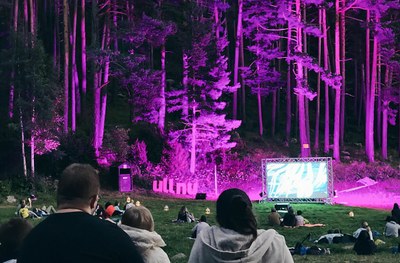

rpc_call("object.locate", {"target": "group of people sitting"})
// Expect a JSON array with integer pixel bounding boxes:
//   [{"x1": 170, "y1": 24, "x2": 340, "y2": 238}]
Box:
[
  {"x1": 1, "y1": 163, "x2": 399, "y2": 263},
  {"x1": 268, "y1": 206, "x2": 325, "y2": 227},
  {"x1": 0, "y1": 163, "x2": 295, "y2": 263}
]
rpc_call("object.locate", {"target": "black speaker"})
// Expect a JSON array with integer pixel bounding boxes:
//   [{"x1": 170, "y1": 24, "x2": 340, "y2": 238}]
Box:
[{"x1": 195, "y1": 193, "x2": 207, "y2": 200}]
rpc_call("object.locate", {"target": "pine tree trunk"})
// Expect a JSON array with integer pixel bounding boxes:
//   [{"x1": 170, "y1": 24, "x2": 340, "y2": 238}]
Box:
[
  {"x1": 296, "y1": 0, "x2": 310, "y2": 157},
  {"x1": 354, "y1": 59, "x2": 358, "y2": 120},
  {"x1": 112, "y1": 0, "x2": 118, "y2": 50},
  {"x1": 376, "y1": 48, "x2": 382, "y2": 147},
  {"x1": 9, "y1": 0, "x2": 19, "y2": 119},
  {"x1": 286, "y1": 0, "x2": 293, "y2": 145},
  {"x1": 53, "y1": 1, "x2": 59, "y2": 71},
  {"x1": 359, "y1": 63, "x2": 365, "y2": 128},
  {"x1": 29, "y1": 0, "x2": 35, "y2": 38},
  {"x1": 99, "y1": 21, "x2": 111, "y2": 152},
  {"x1": 81, "y1": 0, "x2": 87, "y2": 107},
  {"x1": 93, "y1": 71, "x2": 100, "y2": 157},
  {"x1": 272, "y1": 91, "x2": 276, "y2": 137},
  {"x1": 30, "y1": 102, "x2": 35, "y2": 178},
  {"x1": 232, "y1": 0, "x2": 242, "y2": 120},
  {"x1": 19, "y1": 108, "x2": 28, "y2": 178},
  {"x1": 340, "y1": 1, "x2": 346, "y2": 146},
  {"x1": 381, "y1": 100, "x2": 388, "y2": 159},
  {"x1": 322, "y1": 7, "x2": 330, "y2": 154},
  {"x1": 182, "y1": 53, "x2": 189, "y2": 118},
  {"x1": 240, "y1": 33, "x2": 246, "y2": 123},
  {"x1": 190, "y1": 105, "x2": 196, "y2": 174},
  {"x1": 333, "y1": 0, "x2": 342, "y2": 161},
  {"x1": 159, "y1": 45, "x2": 166, "y2": 133},
  {"x1": 366, "y1": 14, "x2": 379, "y2": 162},
  {"x1": 23, "y1": 0, "x2": 28, "y2": 31},
  {"x1": 63, "y1": 0, "x2": 69, "y2": 133},
  {"x1": 365, "y1": 10, "x2": 371, "y2": 156},
  {"x1": 256, "y1": 26, "x2": 263, "y2": 137},
  {"x1": 71, "y1": 0, "x2": 78, "y2": 131},
  {"x1": 314, "y1": 8, "x2": 322, "y2": 152}
]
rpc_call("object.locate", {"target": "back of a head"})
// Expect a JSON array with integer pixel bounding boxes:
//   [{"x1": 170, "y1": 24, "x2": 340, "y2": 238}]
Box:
[
  {"x1": 216, "y1": 188, "x2": 257, "y2": 239},
  {"x1": 297, "y1": 210, "x2": 302, "y2": 216},
  {"x1": 122, "y1": 206, "x2": 154, "y2": 232},
  {"x1": 271, "y1": 208, "x2": 276, "y2": 212},
  {"x1": 288, "y1": 207, "x2": 294, "y2": 215},
  {"x1": 394, "y1": 203, "x2": 399, "y2": 210},
  {"x1": 57, "y1": 163, "x2": 100, "y2": 207},
  {"x1": 200, "y1": 215, "x2": 207, "y2": 222},
  {"x1": 0, "y1": 218, "x2": 33, "y2": 262}
]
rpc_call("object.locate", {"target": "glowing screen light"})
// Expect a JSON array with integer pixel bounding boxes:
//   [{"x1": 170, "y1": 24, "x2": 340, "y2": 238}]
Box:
[{"x1": 266, "y1": 161, "x2": 328, "y2": 198}]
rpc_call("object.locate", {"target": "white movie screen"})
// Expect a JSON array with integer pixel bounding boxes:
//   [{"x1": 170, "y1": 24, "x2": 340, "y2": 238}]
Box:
[{"x1": 266, "y1": 161, "x2": 328, "y2": 199}]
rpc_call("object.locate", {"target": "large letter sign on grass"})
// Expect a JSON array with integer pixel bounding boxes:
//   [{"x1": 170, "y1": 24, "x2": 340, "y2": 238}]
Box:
[{"x1": 153, "y1": 179, "x2": 198, "y2": 196}]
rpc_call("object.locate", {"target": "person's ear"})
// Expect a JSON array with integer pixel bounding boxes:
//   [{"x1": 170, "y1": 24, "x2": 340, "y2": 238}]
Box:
[{"x1": 89, "y1": 195, "x2": 98, "y2": 210}]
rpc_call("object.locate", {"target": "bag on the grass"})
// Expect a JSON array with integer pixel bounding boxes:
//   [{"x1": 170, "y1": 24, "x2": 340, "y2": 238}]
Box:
[{"x1": 307, "y1": 246, "x2": 330, "y2": 255}]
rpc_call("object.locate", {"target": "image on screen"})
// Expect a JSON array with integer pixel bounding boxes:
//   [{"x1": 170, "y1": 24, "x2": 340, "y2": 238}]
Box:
[{"x1": 266, "y1": 161, "x2": 328, "y2": 199}]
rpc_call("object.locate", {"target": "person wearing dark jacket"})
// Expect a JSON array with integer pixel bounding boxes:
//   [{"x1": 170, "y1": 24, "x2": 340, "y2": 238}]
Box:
[
  {"x1": 282, "y1": 207, "x2": 296, "y2": 227},
  {"x1": 353, "y1": 230, "x2": 376, "y2": 255},
  {"x1": 391, "y1": 203, "x2": 400, "y2": 224}
]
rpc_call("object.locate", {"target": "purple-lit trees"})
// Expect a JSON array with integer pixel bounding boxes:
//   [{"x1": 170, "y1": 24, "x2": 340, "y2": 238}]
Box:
[
  {"x1": 242, "y1": 0, "x2": 283, "y2": 137},
  {"x1": 119, "y1": 13, "x2": 175, "y2": 126},
  {"x1": 243, "y1": 0, "x2": 340, "y2": 158},
  {"x1": 168, "y1": 1, "x2": 240, "y2": 175}
]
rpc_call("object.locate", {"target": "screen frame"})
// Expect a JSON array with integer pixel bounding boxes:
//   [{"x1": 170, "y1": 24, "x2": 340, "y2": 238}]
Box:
[{"x1": 261, "y1": 157, "x2": 333, "y2": 204}]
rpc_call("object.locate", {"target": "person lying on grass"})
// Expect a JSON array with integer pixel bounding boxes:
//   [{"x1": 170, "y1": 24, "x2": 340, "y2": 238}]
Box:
[{"x1": 295, "y1": 210, "x2": 325, "y2": 227}]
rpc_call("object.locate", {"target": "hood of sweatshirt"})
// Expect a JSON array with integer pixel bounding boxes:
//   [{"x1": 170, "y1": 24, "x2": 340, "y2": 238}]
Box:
[
  {"x1": 197, "y1": 226, "x2": 278, "y2": 262},
  {"x1": 119, "y1": 224, "x2": 166, "y2": 253}
]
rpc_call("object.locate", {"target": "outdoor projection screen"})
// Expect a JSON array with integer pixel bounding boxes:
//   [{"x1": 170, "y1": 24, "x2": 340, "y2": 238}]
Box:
[{"x1": 261, "y1": 157, "x2": 333, "y2": 203}]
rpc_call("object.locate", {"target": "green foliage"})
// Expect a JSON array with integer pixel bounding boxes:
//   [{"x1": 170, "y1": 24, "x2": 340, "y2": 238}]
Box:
[
  {"x1": 128, "y1": 122, "x2": 165, "y2": 163},
  {"x1": 102, "y1": 127, "x2": 130, "y2": 163},
  {"x1": 0, "y1": 175, "x2": 55, "y2": 200},
  {"x1": 55, "y1": 131, "x2": 97, "y2": 171},
  {"x1": 132, "y1": 175, "x2": 154, "y2": 190}
]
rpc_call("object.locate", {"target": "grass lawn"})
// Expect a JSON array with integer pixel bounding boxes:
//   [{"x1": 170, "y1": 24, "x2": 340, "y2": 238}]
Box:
[{"x1": 1, "y1": 193, "x2": 399, "y2": 262}]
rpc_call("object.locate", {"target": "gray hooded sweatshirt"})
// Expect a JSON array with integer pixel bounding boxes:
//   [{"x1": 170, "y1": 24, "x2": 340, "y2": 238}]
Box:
[{"x1": 188, "y1": 226, "x2": 293, "y2": 263}]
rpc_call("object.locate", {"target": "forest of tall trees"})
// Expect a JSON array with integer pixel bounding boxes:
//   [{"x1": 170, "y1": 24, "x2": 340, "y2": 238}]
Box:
[{"x1": 0, "y1": 0, "x2": 399, "y2": 180}]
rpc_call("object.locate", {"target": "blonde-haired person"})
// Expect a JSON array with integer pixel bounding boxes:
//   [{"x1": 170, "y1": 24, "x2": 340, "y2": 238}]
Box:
[{"x1": 119, "y1": 206, "x2": 170, "y2": 263}]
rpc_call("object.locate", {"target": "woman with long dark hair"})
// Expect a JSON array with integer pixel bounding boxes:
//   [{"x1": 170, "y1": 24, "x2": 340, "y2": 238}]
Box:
[
  {"x1": 391, "y1": 203, "x2": 400, "y2": 224},
  {"x1": 188, "y1": 188, "x2": 293, "y2": 263}
]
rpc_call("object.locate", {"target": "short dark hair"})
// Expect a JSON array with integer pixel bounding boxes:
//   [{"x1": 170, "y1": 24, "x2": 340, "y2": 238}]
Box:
[
  {"x1": 0, "y1": 218, "x2": 33, "y2": 262},
  {"x1": 57, "y1": 163, "x2": 100, "y2": 207},
  {"x1": 297, "y1": 210, "x2": 303, "y2": 215},
  {"x1": 200, "y1": 215, "x2": 207, "y2": 222},
  {"x1": 216, "y1": 188, "x2": 257, "y2": 239}
]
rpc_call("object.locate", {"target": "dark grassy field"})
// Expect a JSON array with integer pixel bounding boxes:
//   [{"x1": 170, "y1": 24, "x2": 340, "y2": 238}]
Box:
[{"x1": 1, "y1": 192, "x2": 400, "y2": 262}]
